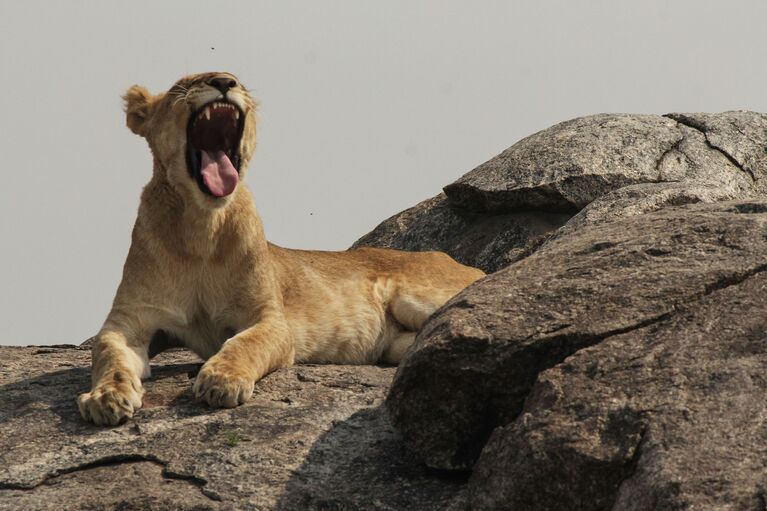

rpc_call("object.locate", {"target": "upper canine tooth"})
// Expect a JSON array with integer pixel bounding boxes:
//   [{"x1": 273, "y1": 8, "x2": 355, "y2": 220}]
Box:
[
  {"x1": 234, "y1": 110, "x2": 240, "y2": 120},
  {"x1": 204, "y1": 106, "x2": 211, "y2": 120}
]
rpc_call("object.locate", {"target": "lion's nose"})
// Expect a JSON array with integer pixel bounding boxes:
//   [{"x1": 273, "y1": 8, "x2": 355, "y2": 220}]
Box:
[{"x1": 207, "y1": 76, "x2": 238, "y2": 95}]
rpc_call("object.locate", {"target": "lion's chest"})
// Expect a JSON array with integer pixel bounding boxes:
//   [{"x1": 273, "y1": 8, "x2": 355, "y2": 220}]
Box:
[
  {"x1": 176, "y1": 308, "x2": 237, "y2": 360},
  {"x1": 164, "y1": 270, "x2": 243, "y2": 360}
]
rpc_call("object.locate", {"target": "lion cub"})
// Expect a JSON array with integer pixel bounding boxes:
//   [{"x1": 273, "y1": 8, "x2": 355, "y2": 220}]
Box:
[{"x1": 77, "y1": 72, "x2": 484, "y2": 425}]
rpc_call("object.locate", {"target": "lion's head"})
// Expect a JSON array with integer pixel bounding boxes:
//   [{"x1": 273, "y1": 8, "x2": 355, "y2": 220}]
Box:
[{"x1": 123, "y1": 72, "x2": 257, "y2": 206}]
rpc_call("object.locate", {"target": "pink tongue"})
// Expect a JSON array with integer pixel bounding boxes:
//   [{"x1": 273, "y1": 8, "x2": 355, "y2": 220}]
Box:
[{"x1": 200, "y1": 150, "x2": 239, "y2": 197}]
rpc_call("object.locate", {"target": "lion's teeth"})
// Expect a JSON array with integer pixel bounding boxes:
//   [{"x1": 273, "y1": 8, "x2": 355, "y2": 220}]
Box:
[{"x1": 197, "y1": 102, "x2": 238, "y2": 121}]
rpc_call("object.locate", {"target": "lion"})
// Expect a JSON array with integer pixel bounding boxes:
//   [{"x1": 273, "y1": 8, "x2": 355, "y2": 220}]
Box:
[{"x1": 77, "y1": 72, "x2": 485, "y2": 425}]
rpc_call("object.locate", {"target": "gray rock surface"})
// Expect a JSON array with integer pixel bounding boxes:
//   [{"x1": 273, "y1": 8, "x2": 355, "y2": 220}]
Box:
[
  {"x1": 550, "y1": 181, "x2": 742, "y2": 239},
  {"x1": 0, "y1": 347, "x2": 463, "y2": 510},
  {"x1": 356, "y1": 112, "x2": 767, "y2": 273},
  {"x1": 667, "y1": 111, "x2": 767, "y2": 188},
  {"x1": 469, "y1": 268, "x2": 767, "y2": 510},
  {"x1": 386, "y1": 200, "x2": 767, "y2": 492},
  {"x1": 444, "y1": 112, "x2": 764, "y2": 213}
]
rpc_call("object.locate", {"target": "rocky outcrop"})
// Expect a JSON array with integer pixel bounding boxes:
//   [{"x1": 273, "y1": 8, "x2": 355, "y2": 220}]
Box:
[
  {"x1": 386, "y1": 200, "x2": 767, "y2": 509},
  {"x1": 6, "y1": 111, "x2": 767, "y2": 510},
  {"x1": 356, "y1": 111, "x2": 767, "y2": 272},
  {"x1": 0, "y1": 348, "x2": 463, "y2": 510}
]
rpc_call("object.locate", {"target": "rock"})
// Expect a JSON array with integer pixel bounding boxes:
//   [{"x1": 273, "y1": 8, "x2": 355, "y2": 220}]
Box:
[
  {"x1": 386, "y1": 200, "x2": 767, "y2": 477},
  {"x1": 443, "y1": 112, "x2": 764, "y2": 213},
  {"x1": 352, "y1": 193, "x2": 570, "y2": 273},
  {"x1": 550, "y1": 181, "x2": 743, "y2": 239},
  {"x1": 355, "y1": 112, "x2": 767, "y2": 273},
  {"x1": 667, "y1": 111, "x2": 767, "y2": 188},
  {"x1": 0, "y1": 347, "x2": 463, "y2": 510},
  {"x1": 468, "y1": 268, "x2": 767, "y2": 510}
]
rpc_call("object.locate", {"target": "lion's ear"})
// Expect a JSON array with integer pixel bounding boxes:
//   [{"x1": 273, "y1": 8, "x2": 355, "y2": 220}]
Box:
[{"x1": 123, "y1": 85, "x2": 158, "y2": 137}]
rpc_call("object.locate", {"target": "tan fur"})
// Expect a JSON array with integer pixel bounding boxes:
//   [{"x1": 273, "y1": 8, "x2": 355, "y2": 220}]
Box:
[{"x1": 77, "y1": 72, "x2": 485, "y2": 425}]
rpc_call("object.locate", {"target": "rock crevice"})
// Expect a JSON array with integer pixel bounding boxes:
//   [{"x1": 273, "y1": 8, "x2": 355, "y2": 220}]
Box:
[
  {"x1": 2, "y1": 454, "x2": 220, "y2": 502},
  {"x1": 665, "y1": 113, "x2": 757, "y2": 182}
]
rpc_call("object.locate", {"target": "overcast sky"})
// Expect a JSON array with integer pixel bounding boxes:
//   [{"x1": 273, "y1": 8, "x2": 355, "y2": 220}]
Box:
[{"x1": 2, "y1": 0, "x2": 766, "y2": 346}]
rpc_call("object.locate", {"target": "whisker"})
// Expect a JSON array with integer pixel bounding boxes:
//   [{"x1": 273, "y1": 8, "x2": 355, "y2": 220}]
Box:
[
  {"x1": 173, "y1": 94, "x2": 189, "y2": 106},
  {"x1": 171, "y1": 90, "x2": 190, "y2": 106}
]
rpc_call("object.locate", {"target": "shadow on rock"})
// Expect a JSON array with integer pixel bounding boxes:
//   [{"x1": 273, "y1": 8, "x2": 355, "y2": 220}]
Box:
[
  {"x1": 275, "y1": 405, "x2": 467, "y2": 511},
  {"x1": 1, "y1": 363, "x2": 92, "y2": 434},
  {"x1": 0, "y1": 346, "x2": 203, "y2": 437}
]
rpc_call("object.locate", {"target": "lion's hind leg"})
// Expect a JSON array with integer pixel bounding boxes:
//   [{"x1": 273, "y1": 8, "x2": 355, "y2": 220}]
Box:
[
  {"x1": 381, "y1": 259, "x2": 483, "y2": 362},
  {"x1": 381, "y1": 330, "x2": 416, "y2": 364},
  {"x1": 381, "y1": 286, "x2": 451, "y2": 364},
  {"x1": 389, "y1": 288, "x2": 446, "y2": 331}
]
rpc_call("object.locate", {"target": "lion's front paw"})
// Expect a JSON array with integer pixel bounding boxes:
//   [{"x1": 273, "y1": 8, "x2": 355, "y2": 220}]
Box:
[
  {"x1": 193, "y1": 359, "x2": 254, "y2": 408},
  {"x1": 78, "y1": 380, "x2": 143, "y2": 426}
]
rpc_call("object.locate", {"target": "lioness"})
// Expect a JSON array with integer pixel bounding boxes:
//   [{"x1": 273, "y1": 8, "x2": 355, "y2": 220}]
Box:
[{"x1": 78, "y1": 72, "x2": 484, "y2": 426}]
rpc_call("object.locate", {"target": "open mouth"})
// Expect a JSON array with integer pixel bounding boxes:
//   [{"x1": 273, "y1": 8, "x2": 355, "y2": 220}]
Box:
[{"x1": 186, "y1": 101, "x2": 244, "y2": 198}]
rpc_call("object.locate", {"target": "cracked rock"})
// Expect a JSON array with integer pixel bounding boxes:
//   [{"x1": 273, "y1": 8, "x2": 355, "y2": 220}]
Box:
[
  {"x1": 0, "y1": 350, "x2": 463, "y2": 510},
  {"x1": 666, "y1": 111, "x2": 767, "y2": 186},
  {"x1": 445, "y1": 112, "x2": 763, "y2": 213},
  {"x1": 444, "y1": 114, "x2": 686, "y2": 212},
  {"x1": 1, "y1": 460, "x2": 220, "y2": 511},
  {"x1": 386, "y1": 199, "x2": 767, "y2": 479}
]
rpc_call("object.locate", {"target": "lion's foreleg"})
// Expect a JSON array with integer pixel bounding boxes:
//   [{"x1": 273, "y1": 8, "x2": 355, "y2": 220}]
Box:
[
  {"x1": 77, "y1": 325, "x2": 150, "y2": 426},
  {"x1": 193, "y1": 311, "x2": 294, "y2": 408}
]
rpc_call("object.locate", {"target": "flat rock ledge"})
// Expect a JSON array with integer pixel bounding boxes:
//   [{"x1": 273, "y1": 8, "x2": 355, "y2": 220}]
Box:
[{"x1": 0, "y1": 347, "x2": 464, "y2": 510}]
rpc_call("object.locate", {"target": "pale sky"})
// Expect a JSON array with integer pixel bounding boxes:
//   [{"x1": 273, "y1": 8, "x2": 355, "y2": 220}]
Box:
[{"x1": 2, "y1": 0, "x2": 766, "y2": 346}]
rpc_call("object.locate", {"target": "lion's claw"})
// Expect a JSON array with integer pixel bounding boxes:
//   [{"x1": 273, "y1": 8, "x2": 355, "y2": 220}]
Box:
[
  {"x1": 193, "y1": 362, "x2": 254, "y2": 408},
  {"x1": 78, "y1": 383, "x2": 142, "y2": 426}
]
